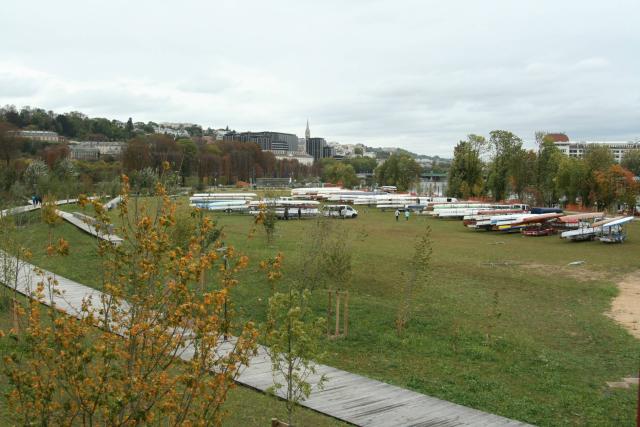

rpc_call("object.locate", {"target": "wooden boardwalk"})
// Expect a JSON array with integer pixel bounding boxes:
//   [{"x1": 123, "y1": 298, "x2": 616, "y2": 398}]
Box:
[
  {"x1": 55, "y1": 210, "x2": 124, "y2": 245},
  {"x1": 103, "y1": 195, "x2": 122, "y2": 211},
  {"x1": 0, "y1": 251, "x2": 532, "y2": 426},
  {"x1": 0, "y1": 198, "x2": 79, "y2": 218}
]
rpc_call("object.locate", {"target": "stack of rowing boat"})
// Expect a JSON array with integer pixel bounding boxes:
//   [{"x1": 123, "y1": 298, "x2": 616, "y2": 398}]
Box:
[
  {"x1": 247, "y1": 198, "x2": 320, "y2": 218},
  {"x1": 427, "y1": 203, "x2": 530, "y2": 219},
  {"x1": 443, "y1": 203, "x2": 633, "y2": 243},
  {"x1": 189, "y1": 193, "x2": 321, "y2": 217},
  {"x1": 290, "y1": 187, "x2": 458, "y2": 210},
  {"x1": 189, "y1": 193, "x2": 256, "y2": 212},
  {"x1": 560, "y1": 216, "x2": 634, "y2": 242}
]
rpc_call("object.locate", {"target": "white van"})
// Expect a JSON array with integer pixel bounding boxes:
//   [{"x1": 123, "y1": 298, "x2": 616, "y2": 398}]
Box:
[{"x1": 322, "y1": 205, "x2": 358, "y2": 219}]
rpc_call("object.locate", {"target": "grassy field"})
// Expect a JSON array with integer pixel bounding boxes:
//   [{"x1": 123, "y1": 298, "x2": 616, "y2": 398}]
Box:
[{"x1": 4, "y1": 199, "x2": 640, "y2": 426}]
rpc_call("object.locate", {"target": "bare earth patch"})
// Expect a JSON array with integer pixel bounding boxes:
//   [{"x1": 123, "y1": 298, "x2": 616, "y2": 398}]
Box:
[
  {"x1": 606, "y1": 271, "x2": 640, "y2": 339},
  {"x1": 518, "y1": 263, "x2": 612, "y2": 283},
  {"x1": 517, "y1": 263, "x2": 640, "y2": 340}
]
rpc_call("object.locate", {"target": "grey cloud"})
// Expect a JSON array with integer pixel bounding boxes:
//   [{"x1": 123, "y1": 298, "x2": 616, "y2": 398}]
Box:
[
  {"x1": 0, "y1": 70, "x2": 43, "y2": 97},
  {"x1": 1, "y1": 0, "x2": 639, "y2": 156}
]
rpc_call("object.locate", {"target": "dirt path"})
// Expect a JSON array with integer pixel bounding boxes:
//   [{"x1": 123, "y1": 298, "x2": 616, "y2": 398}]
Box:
[{"x1": 606, "y1": 271, "x2": 640, "y2": 339}]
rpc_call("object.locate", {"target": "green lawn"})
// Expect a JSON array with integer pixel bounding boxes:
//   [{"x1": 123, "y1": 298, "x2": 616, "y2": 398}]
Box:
[{"x1": 3, "y1": 199, "x2": 640, "y2": 426}]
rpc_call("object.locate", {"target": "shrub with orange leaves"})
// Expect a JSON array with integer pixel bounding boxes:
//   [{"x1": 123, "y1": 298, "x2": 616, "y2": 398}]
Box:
[
  {"x1": 260, "y1": 252, "x2": 284, "y2": 291},
  {"x1": 2, "y1": 177, "x2": 258, "y2": 426},
  {"x1": 252, "y1": 202, "x2": 278, "y2": 244},
  {"x1": 593, "y1": 164, "x2": 639, "y2": 212}
]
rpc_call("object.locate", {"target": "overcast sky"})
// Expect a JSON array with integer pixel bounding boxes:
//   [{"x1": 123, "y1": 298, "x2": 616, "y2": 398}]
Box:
[{"x1": 1, "y1": 1, "x2": 639, "y2": 156}]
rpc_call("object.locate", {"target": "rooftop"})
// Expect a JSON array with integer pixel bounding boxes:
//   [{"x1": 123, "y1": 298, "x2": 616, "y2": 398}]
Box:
[{"x1": 555, "y1": 140, "x2": 638, "y2": 145}]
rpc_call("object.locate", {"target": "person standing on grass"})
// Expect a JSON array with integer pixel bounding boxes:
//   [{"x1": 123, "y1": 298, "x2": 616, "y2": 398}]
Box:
[
  {"x1": 284, "y1": 206, "x2": 289, "y2": 220},
  {"x1": 405, "y1": 209, "x2": 410, "y2": 221},
  {"x1": 395, "y1": 209, "x2": 400, "y2": 221},
  {"x1": 297, "y1": 206, "x2": 302, "y2": 219}
]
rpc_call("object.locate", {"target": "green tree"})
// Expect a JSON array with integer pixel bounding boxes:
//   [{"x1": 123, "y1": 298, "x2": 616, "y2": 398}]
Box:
[
  {"x1": 0, "y1": 121, "x2": 20, "y2": 166},
  {"x1": 509, "y1": 148, "x2": 537, "y2": 202},
  {"x1": 266, "y1": 288, "x2": 327, "y2": 425},
  {"x1": 447, "y1": 135, "x2": 485, "y2": 198},
  {"x1": 53, "y1": 158, "x2": 77, "y2": 181},
  {"x1": 296, "y1": 219, "x2": 334, "y2": 291},
  {"x1": 89, "y1": 117, "x2": 115, "y2": 139},
  {"x1": 178, "y1": 138, "x2": 198, "y2": 185},
  {"x1": 396, "y1": 225, "x2": 432, "y2": 336},
  {"x1": 122, "y1": 137, "x2": 152, "y2": 171},
  {"x1": 621, "y1": 149, "x2": 640, "y2": 176},
  {"x1": 375, "y1": 153, "x2": 421, "y2": 192},
  {"x1": 185, "y1": 124, "x2": 203, "y2": 137},
  {"x1": 585, "y1": 145, "x2": 615, "y2": 173},
  {"x1": 321, "y1": 231, "x2": 352, "y2": 291},
  {"x1": 354, "y1": 147, "x2": 364, "y2": 156},
  {"x1": 322, "y1": 161, "x2": 358, "y2": 188},
  {"x1": 534, "y1": 131, "x2": 548, "y2": 146},
  {"x1": 584, "y1": 145, "x2": 614, "y2": 206},
  {"x1": 125, "y1": 117, "x2": 134, "y2": 136},
  {"x1": 486, "y1": 130, "x2": 523, "y2": 201},
  {"x1": 344, "y1": 156, "x2": 377, "y2": 174},
  {"x1": 556, "y1": 156, "x2": 588, "y2": 206},
  {"x1": 23, "y1": 160, "x2": 49, "y2": 193},
  {"x1": 536, "y1": 140, "x2": 562, "y2": 205}
]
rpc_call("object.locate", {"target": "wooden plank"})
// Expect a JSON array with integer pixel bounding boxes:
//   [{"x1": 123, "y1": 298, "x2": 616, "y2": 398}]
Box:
[
  {"x1": 55, "y1": 210, "x2": 124, "y2": 245},
  {"x1": 1, "y1": 198, "x2": 87, "y2": 218},
  {"x1": 104, "y1": 196, "x2": 122, "y2": 211}
]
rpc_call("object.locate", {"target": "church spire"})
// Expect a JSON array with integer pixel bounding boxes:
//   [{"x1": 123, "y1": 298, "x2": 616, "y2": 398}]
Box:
[{"x1": 305, "y1": 119, "x2": 310, "y2": 140}]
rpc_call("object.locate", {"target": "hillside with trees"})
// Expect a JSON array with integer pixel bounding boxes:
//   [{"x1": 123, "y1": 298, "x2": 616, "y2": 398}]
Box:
[{"x1": 0, "y1": 106, "x2": 319, "y2": 205}]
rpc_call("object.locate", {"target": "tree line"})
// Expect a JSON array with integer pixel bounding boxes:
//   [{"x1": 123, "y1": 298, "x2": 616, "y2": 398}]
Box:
[
  {"x1": 447, "y1": 131, "x2": 640, "y2": 211},
  {"x1": 0, "y1": 105, "x2": 216, "y2": 141},
  {"x1": 1, "y1": 105, "x2": 137, "y2": 141},
  {"x1": 122, "y1": 134, "x2": 312, "y2": 187},
  {"x1": 318, "y1": 154, "x2": 424, "y2": 191}
]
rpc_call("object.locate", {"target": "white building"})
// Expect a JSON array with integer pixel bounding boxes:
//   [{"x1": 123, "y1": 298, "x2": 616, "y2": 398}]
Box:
[
  {"x1": 416, "y1": 158, "x2": 433, "y2": 168},
  {"x1": 362, "y1": 151, "x2": 377, "y2": 159},
  {"x1": 297, "y1": 137, "x2": 307, "y2": 153},
  {"x1": 69, "y1": 141, "x2": 126, "y2": 157},
  {"x1": 554, "y1": 140, "x2": 640, "y2": 163},
  {"x1": 215, "y1": 128, "x2": 231, "y2": 140},
  {"x1": 154, "y1": 126, "x2": 190, "y2": 138},
  {"x1": 153, "y1": 123, "x2": 192, "y2": 138},
  {"x1": 328, "y1": 141, "x2": 346, "y2": 157},
  {"x1": 12, "y1": 130, "x2": 61, "y2": 142},
  {"x1": 159, "y1": 122, "x2": 197, "y2": 129},
  {"x1": 419, "y1": 172, "x2": 448, "y2": 196},
  {"x1": 70, "y1": 147, "x2": 100, "y2": 161},
  {"x1": 275, "y1": 152, "x2": 314, "y2": 166},
  {"x1": 324, "y1": 142, "x2": 371, "y2": 159}
]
